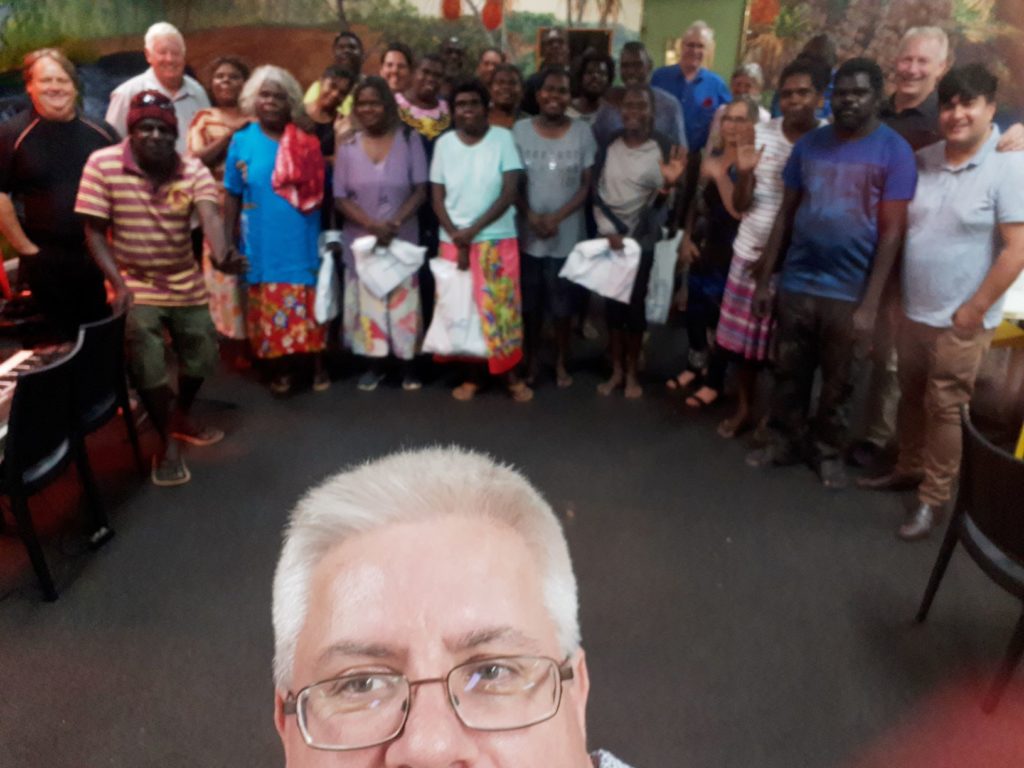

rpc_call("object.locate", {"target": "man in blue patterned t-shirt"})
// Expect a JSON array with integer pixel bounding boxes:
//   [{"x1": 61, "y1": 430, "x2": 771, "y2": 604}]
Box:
[{"x1": 747, "y1": 58, "x2": 917, "y2": 489}]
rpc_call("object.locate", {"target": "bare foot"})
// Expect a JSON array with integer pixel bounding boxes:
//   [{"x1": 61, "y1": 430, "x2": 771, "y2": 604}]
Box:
[
  {"x1": 597, "y1": 370, "x2": 624, "y2": 396},
  {"x1": 717, "y1": 412, "x2": 752, "y2": 439},
  {"x1": 624, "y1": 374, "x2": 643, "y2": 399},
  {"x1": 452, "y1": 381, "x2": 479, "y2": 401},
  {"x1": 556, "y1": 366, "x2": 573, "y2": 388},
  {"x1": 508, "y1": 381, "x2": 534, "y2": 402}
]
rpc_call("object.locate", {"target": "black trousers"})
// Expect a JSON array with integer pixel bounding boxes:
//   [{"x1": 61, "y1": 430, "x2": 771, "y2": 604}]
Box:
[
  {"x1": 605, "y1": 248, "x2": 654, "y2": 333},
  {"x1": 767, "y1": 290, "x2": 862, "y2": 461},
  {"x1": 21, "y1": 242, "x2": 109, "y2": 341}
]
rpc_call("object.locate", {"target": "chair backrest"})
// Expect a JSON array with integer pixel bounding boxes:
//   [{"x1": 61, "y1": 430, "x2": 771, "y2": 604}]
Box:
[
  {"x1": 961, "y1": 406, "x2": 1024, "y2": 565},
  {"x1": 4, "y1": 336, "x2": 82, "y2": 489},
  {"x1": 75, "y1": 312, "x2": 127, "y2": 429}
]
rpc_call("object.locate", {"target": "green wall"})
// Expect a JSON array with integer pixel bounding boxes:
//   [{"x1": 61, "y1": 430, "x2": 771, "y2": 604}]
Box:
[{"x1": 641, "y1": 0, "x2": 747, "y2": 79}]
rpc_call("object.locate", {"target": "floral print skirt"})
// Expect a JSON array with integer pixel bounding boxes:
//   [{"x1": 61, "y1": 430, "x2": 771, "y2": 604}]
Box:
[
  {"x1": 438, "y1": 238, "x2": 523, "y2": 375},
  {"x1": 342, "y1": 269, "x2": 421, "y2": 360},
  {"x1": 246, "y1": 282, "x2": 326, "y2": 359}
]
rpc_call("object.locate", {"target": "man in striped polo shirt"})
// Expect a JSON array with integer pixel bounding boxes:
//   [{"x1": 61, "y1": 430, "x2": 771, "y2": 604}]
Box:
[{"x1": 76, "y1": 90, "x2": 246, "y2": 487}]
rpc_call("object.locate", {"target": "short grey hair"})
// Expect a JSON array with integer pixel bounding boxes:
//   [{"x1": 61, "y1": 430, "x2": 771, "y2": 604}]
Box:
[
  {"x1": 900, "y1": 26, "x2": 950, "y2": 64},
  {"x1": 238, "y1": 65, "x2": 306, "y2": 124},
  {"x1": 685, "y1": 20, "x2": 715, "y2": 43},
  {"x1": 271, "y1": 446, "x2": 581, "y2": 691},
  {"x1": 144, "y1": 22, "x2": 185, "y2": 53},
  {"x1": 734, "y1": 62, "x2": 764, "y2": 90}
]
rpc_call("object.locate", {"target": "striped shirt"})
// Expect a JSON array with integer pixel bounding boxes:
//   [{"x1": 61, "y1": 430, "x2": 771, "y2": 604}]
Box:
[
  {"x1": 731, "y1": 118, "x2": 794, "y2": 264},
  {"x1": 75, "y1": 140, "x2": 216, "y2": 307}
]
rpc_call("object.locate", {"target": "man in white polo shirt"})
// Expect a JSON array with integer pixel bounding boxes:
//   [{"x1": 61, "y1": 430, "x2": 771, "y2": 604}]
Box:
[
  {"x1": 860, "y1": 65, "x2": 1024, "y2": 540},
  {"x1": 105, "y1": 21, "x2": 209, "y2": 154}
]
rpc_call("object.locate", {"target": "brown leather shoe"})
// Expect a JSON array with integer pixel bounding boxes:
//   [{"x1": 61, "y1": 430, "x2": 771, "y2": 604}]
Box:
[
  {"x1": 897, "y1": 503, "x2": 943, "y2": 542},
  {"x1": 857, "y1": 471, "x2": 923, "y2": 491}
]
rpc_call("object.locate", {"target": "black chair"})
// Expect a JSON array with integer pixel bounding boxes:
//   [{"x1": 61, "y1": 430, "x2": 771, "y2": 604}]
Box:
[
  {"x1": 916, "y1": 405, "x2": 1024, "y2": 712},
  {"x1": 76, "y1": 312, "x2": 145, "y2": 476},
  {"x1": 0, "y1": 337, "x2": 113, "y2": 601}
]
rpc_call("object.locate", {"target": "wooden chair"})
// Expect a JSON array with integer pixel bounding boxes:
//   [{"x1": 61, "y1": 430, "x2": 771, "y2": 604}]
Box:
[{"x1": 916, "y1": 406, "x2": 1024, "y2": 712}]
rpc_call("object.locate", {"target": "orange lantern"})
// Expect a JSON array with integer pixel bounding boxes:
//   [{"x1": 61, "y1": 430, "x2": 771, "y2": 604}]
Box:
[
  {"x1": 482, "y1": 0, "x2": 503, "y2": 30},
  {"x1": 442, "y1": 0, "x2": 461, "y2": 20}
]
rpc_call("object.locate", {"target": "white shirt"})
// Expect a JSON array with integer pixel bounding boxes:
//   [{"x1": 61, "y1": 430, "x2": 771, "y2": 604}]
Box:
[{"x1": 105, "y1": 67, "x2": 210, "y2": 154}]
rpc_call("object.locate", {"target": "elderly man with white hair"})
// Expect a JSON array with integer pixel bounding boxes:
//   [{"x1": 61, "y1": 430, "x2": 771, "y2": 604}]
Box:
[
  {"x1": 105, "y1": 21, "x2": 209, "y2": 153},
  {"x1": 271, "y1": 446, "x2": 635, "y2": 768}
]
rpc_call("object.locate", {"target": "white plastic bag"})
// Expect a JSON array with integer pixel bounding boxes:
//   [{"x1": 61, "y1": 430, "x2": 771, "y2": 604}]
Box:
[
  {"x1": 646, "y1": 230, "x2": 683, "y2": 324},
  {"x1": 560, "y1": 237, "x2": 641, "y2": 303},
  {"x1": 314, "y1": 232, "x2": 342, "y2": 323},
  {"x1": 352, "y1": 235, "x2": 427, "y2": 299},
  {"x1": 422, "y1": 258, "x2": 488, "y2": 358}
]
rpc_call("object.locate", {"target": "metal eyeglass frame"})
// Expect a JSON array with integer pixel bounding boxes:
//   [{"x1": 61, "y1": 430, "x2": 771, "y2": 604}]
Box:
[{"x1": 282, "y1": 654, "x2": 575, "y2": 751}]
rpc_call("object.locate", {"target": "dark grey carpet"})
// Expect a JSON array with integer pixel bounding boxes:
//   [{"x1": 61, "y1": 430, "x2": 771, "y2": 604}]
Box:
[{"x1": 1, "y1": 331, "x2": 1022, "y2": 767}]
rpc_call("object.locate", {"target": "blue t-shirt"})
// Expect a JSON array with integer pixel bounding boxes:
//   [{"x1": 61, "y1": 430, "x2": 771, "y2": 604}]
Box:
[
  {"x1": 429, "y1": 125, "x2": 523, "y2": 244},
  {"x1": 650, "y1": 65, "x2": 730, "y2": 150},
  {"x1": 780, "y1": 123, "x2": 917, "y2": 302},
  {"x1": 223, "y1": 123, "x2": 321, "y2": 286}
]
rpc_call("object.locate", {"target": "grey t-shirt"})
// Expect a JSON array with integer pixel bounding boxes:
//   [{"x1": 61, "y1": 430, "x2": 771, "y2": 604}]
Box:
[
  {"x1": 594, "y1": 137, "x2": 664, "y2": 237},
  {"x1": 513, "y1": 117, "x2": 597, "y2": 259},
  {"x1": 903, "y1": 128, "x2": 1024, "y2": 329}
]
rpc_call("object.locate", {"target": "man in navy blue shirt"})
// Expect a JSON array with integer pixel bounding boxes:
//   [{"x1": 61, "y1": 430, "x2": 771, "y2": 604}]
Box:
[
  {"x1": 746, "y1": 58, "x2": 917, "y2": 489},
  {"x1": 651, "y1": 20, "x2": 730, "y2": 221}
]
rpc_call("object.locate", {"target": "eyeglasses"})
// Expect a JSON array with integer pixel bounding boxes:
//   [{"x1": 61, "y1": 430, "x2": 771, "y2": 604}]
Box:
[{"x1": 283, "y1": 655, "x2": 574, "y2": 751}]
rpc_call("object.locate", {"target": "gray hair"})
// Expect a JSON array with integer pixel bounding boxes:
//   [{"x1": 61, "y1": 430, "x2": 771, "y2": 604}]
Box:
[
  {"x1": 900, "y1": 26, "x2": 950, "y2": 65},
  {"x1": 238, "y1": 65, "x2": 306, "y2": 124},
  {"x1": 271, "y1": 446, "x2": 581, "y2": 691},
  {"x1": 685, "y1": 20, "x2": 715, "y2": 43},
  {"x1": 734, "y1": 62, "x2": 764, "y2": 90},
  {"x1": 144, "y1": 22, "x2": 185, "y2": 53}
]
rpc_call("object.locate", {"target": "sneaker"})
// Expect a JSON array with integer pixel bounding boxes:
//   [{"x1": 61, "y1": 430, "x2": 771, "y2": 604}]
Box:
[
  {"x1": 401, "y1": 375, "x2": 422, "y2": 391},
  {"x1": 357, "y1": 371, "x2": 384, "y2": 392}
]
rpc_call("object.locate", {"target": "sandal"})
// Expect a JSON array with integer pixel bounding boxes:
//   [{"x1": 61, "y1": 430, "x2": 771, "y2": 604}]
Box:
[
  {"x1": 151, "y1": 455, "x2": 191, "y2": 487},
  {"x1": 508, "y1": 381, "x2": 534, "y2": 403},
  {"x1": 269, "y1": 375, "x2": 292, "y2": 397},
  {"x1": 171, "y1": 426, "x2": 225, "y2": 447},
  {"x1": 452, "y1": 382, "x2": 479, "y2": 401},
  {"x1": 685, "y1": 386, "x2": 720, "y2": 409},
  {"x1": 666, "y1": 370, "x2": 699, "y2": 391},
  {"x1": 357, "y1": 371, "x2": 384, "y2": 392}
]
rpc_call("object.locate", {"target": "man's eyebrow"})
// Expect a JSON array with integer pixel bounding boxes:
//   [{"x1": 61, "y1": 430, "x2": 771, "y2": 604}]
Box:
[
  {"x1": 316, "y1": 640, "x2": 399, "y2": 667},
  {"x1": 445, "y1": 626, "x2": 544, "y2": 654}
]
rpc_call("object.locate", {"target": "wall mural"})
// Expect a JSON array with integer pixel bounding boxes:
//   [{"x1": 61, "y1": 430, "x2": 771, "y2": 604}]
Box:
[
  {"x1": 0, "y1": 0, "x2": 646, "y2": 119},
  {"x1": 741, "y1": 0, "x2": 1024, "y2": 112}
]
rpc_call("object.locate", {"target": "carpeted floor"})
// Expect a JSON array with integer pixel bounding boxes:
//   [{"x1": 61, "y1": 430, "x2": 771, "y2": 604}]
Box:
[{"x1": 1, "y1": 329, "x2": 1022, "y2": 767}]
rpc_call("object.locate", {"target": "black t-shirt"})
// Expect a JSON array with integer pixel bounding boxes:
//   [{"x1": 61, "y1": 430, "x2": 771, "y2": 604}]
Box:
[
  {"x1": 881, "y1": 91, "x2": 941, "y2": 151},
  {"x1": 0, "y1": 109, "x2": 118, "y2": 247}
]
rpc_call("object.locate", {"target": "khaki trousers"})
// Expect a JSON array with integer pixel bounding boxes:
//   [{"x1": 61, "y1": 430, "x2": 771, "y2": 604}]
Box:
[{"x1": 894, "y1": 317, "x2": 994, "y2": 506}]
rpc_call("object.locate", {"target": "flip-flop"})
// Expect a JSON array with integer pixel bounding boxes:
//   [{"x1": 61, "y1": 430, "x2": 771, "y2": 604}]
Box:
[
  {"x1": 685, "y1": 387, "x2": 720, "y2": 409},
  {"x1": 171, "y1": 426, "x2": 225, "y2": 447},
  {"x1": 666, "y1": 370, "x2": 699, "y2": 391},
  {"x1": 151, "y1": 455, "x2": 191, "y2": 487}
]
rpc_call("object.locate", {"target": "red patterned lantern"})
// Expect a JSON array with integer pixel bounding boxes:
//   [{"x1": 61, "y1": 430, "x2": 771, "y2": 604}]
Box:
[
  {"x1": 442, "y1": 0, "x2": 461, "y2": 20},
  {"x1": 482, "y1": 0, "x2": 503, "y2": 30}
]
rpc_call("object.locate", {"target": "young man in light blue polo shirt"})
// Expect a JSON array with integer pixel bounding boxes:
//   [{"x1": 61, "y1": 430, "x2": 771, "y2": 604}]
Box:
[{"x1": 859, "y1": 65, "x2": 1024, "y2": 540}]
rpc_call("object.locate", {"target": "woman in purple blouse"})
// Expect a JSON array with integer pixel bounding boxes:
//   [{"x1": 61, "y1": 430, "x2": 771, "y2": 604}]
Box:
[{"x1": 334, "y1": 76, "x2": 429, "y2": 391}]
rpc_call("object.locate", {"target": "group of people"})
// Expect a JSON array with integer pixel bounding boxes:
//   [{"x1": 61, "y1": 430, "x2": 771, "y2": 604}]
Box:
[{"x1": 1, "y1": 20, "x2": 1022, "y2": 545}]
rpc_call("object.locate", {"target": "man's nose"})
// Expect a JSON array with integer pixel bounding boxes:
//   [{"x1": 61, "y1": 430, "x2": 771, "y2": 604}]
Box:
[{"x1": 383, "y1": 683, "x2": 478, "y2": 768}]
